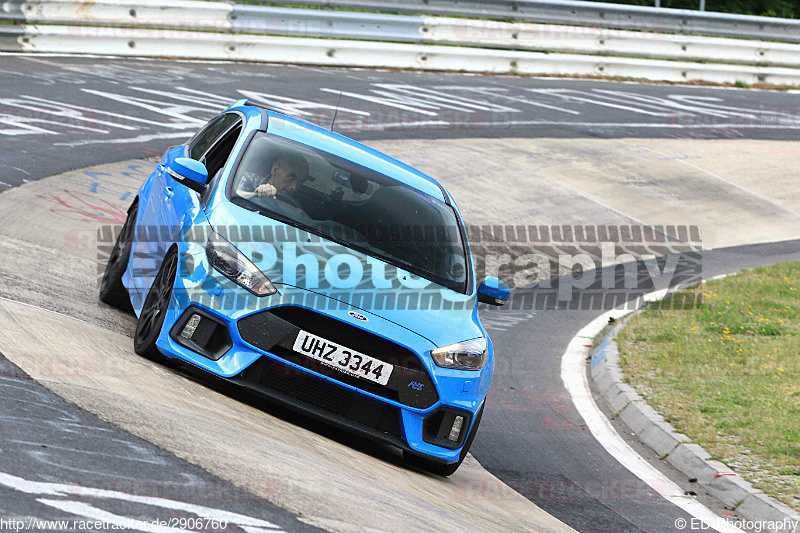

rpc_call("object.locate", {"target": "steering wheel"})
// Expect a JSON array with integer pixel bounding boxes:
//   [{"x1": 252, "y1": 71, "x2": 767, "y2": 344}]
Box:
[{"x1": 275, "y1": 192, "x2": 302, "y2": 209}]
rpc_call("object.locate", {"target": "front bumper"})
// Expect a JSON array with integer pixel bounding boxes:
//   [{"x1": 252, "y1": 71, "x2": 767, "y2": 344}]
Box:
[{"x1": 152, "y1": 255, "x2": 488, "y2": 463}]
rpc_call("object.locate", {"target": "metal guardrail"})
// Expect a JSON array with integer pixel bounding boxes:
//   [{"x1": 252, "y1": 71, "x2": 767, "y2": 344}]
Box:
[
  {"x1": 231, "y1": 6, "x2": 422, "y2": 42},
  {"x1": 4, "y1": 24, "x2": 799, "y2": 86},
  {"x1": 4, "y1": 1, "x2": 800, "y2": 68},
  {"x1": 265, "y1": 0, "x2": 800, "y2": 43},
  {"x1": 6, "y1": 0, "x2": 800, "y2": 43},
  {"x1": 1, "y1": 0, "x2": 232, "y2": 30},
  {"x1": 2, "y1": 0, "x2": 800, "y2": 84}
]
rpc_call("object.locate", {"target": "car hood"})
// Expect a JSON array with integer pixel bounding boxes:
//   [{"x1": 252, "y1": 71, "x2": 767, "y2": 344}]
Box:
[{"x1": 206, "y1": 201, "x2": 483, "y2": 348}]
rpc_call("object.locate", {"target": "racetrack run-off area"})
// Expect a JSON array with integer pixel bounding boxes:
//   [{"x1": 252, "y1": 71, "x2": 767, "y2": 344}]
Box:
[{"x1": 1, "y1": 55, "x2": 800, "y2": 533}]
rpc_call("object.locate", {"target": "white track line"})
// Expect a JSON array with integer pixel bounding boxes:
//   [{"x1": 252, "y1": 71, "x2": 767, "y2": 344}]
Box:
[
  {"x1": 561, "y1": 289, "x2": 745, "y2": 533},
  {"x1": 53, "y1": 131, "x2": 192, "y2": 147}
]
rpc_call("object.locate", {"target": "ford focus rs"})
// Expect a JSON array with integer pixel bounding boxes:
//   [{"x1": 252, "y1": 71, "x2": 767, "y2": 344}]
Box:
[{"x1": 99, "y1": 99, "x2": 509, "y2": 476}]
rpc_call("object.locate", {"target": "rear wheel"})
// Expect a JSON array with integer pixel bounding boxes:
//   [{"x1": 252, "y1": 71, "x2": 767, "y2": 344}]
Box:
[
  {"x1": 403, "y1": 403, "x2": 485, "y2": 477},
  {"x1": 99, "y1": 201, "x2": 137, "y2": 312},
  {"x1": 134, "y1": 249, "x2": 178, "y2": 364}
]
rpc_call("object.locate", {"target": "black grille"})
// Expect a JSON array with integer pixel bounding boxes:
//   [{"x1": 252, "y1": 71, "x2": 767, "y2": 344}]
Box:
[
  {"x1": 267, "y1": 306, "x2": 424, "y2": 372},
  {"x1": 246, "y1": 358, "x2": 403, "y2": 438},
  {"x1": 269, "y1": 345, "x2": 401, "y2": 402},
  {"x1": 237, "y1": 306, "x2": 440, "y2": 409}
]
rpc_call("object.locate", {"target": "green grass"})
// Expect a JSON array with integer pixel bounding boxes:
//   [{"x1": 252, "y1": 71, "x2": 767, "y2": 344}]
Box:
[{"x1": 618, "y1": 262, "x2": 800, "y2": 510}]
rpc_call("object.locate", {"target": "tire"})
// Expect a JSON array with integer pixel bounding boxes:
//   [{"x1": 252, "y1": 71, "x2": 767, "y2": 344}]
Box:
[
  {"x1": 403, "y1": 403, "x2": 485, "y2": 477},
  {"x1": 133, "y1": 249, "x2": 178, "y2": 364},
  {"x1": 99, "y1": 201, "x2": 137, "y2": 312}
]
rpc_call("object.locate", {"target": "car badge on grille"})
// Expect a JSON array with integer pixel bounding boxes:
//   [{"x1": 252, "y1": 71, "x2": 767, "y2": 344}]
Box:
[{"x1": 348, "y1": 311, "x2": 368, "y2": 322}]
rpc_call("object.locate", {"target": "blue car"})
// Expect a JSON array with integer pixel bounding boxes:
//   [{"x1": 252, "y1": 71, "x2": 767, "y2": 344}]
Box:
[{"x1": 99, "y1": 100, "x2": 509, "y2": 476}]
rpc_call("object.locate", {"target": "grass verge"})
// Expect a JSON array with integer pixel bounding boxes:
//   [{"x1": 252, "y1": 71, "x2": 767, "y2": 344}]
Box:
[{"x1": 617, "y1": 262, "x2": 800, "y2": 510}]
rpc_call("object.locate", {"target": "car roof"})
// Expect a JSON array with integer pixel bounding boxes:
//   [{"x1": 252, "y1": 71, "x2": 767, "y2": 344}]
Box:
[{"x1": 242, "y1": 105, "x2": 447, "y2": 202}]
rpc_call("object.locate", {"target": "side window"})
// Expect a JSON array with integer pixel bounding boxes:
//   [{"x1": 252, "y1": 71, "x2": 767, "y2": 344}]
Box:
[
  {"x1": 188, "y1": 113, "x2": 240, "y2": 161},
  {"x1": 199, "y1": 120, "x2": 243, "y2": 209},
  {"x1": 203, "y1": 122, "x2": 242, "y2": 179}
]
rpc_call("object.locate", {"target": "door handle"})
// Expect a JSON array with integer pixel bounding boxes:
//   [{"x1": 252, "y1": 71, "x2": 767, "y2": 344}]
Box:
[{"x1": 164, "y1": 187, "x2": 174, "y2": 198}]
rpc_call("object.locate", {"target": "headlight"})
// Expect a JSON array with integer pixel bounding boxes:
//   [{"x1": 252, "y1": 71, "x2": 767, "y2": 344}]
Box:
[
  {"x1": 430, "y1": 338, "x2": 487, "y2": 371},
  {"x1": 206, "y1": 233, "x2": 277, "y2": 296}
]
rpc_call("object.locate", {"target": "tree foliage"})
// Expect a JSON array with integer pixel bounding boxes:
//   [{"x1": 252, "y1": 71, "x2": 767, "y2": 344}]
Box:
[{"x1": 595, "y1": 0, "x2": 799, "y2": 18}]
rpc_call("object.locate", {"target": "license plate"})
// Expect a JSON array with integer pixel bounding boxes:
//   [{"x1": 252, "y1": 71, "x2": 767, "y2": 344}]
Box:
[{"x1": 292, "y1": 330, "x2": 393, "y2": 386}]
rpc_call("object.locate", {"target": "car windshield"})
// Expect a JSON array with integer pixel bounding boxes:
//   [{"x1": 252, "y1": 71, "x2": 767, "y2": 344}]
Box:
[{"x1": 228, "y1": 133, "x2": 469, "y2": 293}]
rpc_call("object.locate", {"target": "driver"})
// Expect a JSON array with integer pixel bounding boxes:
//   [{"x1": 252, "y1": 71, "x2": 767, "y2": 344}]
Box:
[{"x1": 236, "y1": 151, "x2": 309, "y2": 200}]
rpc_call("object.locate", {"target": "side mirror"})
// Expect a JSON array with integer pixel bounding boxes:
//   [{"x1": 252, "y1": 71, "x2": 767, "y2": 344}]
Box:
[
  {"x1": 477, "y1": 276, "x2": 510, "y2": 306},
  {"x1": 167, "y1": 157, "x2": 208, "y2": 194}
]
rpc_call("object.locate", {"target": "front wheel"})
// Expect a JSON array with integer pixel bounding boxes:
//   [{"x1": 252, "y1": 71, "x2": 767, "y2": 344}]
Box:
[
  {"x1": 403, "y1": 403, "x2": 485, "y2": 477},
  {"x1": 99, "y1": 201, "x2": 137, "y2": 312},
  {"x1": 134, "y1": 249, "x2": 178, "y2": 364}
]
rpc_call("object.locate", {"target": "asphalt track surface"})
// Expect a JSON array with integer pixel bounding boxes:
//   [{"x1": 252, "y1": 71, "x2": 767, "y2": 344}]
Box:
[
  {"x1": 0, "y1": 350, "x2": 319, "y2": 532},
  {"x1": 1, "y1": 54, "x2": 800, "y2": 532},
  {"x1": 478, "y1": 239, "x2": 800, "y2": 533},
  {"x1": 3, "y1": 54, "x2": 800, "y2": 186}
]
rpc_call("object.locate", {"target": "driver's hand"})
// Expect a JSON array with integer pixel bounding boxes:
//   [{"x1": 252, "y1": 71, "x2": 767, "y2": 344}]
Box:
[{"x1": 255, "y1": 183, "x2": 277, "y2": 198}]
